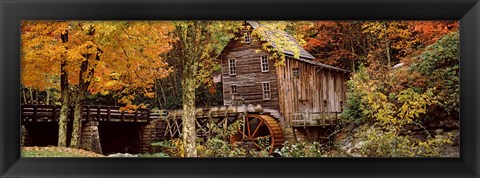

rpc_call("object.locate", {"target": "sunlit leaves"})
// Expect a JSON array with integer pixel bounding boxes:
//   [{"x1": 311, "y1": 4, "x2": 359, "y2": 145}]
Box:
[
  {"x1": 251, "y1": 21, "x2": 303, "y2": 64},
  {"x1": 21, "y1": 21, "x2": 176, "y2": 109},
  {"x1": 342, "y1": 32, "x2": 459, "y2": 135}
]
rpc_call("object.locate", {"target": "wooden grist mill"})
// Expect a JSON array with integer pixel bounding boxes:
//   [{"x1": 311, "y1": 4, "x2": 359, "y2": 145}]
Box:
[
  {"x1": 162, "y1": 104, "x2": 284, "y2": 154},
  {"x1": 219, "y1": 21, "x2": 348, "y2": 145}
]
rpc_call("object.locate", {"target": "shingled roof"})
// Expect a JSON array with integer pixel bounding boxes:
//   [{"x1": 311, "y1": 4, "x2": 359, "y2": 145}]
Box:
[
  {"x1": 247, "y1": 21, "x2": 315, "y2": 60},
  {"x1": 247, "y1": 21, "x2": 348, "y2": 73}
]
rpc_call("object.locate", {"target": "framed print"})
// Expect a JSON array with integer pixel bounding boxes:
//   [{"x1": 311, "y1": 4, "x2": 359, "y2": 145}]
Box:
[{"x1": 1, "y1": 0, "x2": 479, "y2": 177}]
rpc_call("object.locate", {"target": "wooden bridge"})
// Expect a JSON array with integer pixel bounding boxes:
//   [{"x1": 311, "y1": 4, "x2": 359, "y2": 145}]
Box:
[
  {"x1": 21, "y1": 104, "x2": 341, "y2": 154},
  {"x1": 21, "y1": 104, "x2": 164, "y2": 123}
]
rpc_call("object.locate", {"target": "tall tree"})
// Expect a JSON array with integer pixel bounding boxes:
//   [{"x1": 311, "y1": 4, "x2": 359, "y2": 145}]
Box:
[
  {"x1": 172, "y1": 21, "x2": 240, "y2": 157},
  {"x1": 21, "y1": 21, "x2": 175, "y2": 148},
  {"x1": 21, "y1": 21, "x2": 70, "y2": 146}
]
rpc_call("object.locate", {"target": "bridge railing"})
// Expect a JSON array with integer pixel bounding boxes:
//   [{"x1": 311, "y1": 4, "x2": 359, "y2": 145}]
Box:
[
  {"x1": 21, "y1": 104, "x2": 152, "y2": 123},
  {"x1": 290, "y1": 112, "x2": 340, "y2": 127}
]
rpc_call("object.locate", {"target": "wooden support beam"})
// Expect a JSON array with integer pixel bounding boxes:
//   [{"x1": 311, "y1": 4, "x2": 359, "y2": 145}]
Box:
[
  {"x1": 52, "y1": 105, "x2": 57, "y2": 122},
  {"x1": 121, "y1": 111, "x2": 125, "y2": 122},
  {"x1": 107, "y1": 106, "x2": 111, "y2": 122},
  {"x1": 134, "y1": 110, "x2": 138, "y2": 122},
  {"x1": 33, "y1": 105, "x2": 37, "y2": 122},
  {"x1": 147, "y1": 110, "x2": 151, "y2": 123},
  {"x1": 86, "y1": 105, "x2": 91, "y2": 122},
  {"x1": 96, "y1": 106, "x2": 100, "y2": 121}
]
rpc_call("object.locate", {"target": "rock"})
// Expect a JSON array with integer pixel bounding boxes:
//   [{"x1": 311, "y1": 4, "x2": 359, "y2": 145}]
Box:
[
  {"x1": 434, "y1": 128, "x2": 444, "y2": 135},
  {"x1": 354, "y1": 141, "x2": 368, "y2": 149},
  {"x1": 345, "y1": 123, "x2": 355, "y2": 131},
  {"x1": 107, "y1": 153, "x2": 138, "y2": 157},
  {"x1": 446, "y1": 152, "x2": 459, "y2": 157}
]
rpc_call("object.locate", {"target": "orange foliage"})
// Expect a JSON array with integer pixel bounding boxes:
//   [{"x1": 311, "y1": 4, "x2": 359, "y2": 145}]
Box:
[
  {"x1": 21, "y1": 21, "x2": 176, "y2": 109},
  {"x1": 297, "y1": 21, "x2": 458, "y2": 69}
]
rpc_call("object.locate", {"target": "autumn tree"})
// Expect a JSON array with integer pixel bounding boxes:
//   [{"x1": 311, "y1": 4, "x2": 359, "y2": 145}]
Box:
[
  {"x1": 294, "y1": 21, "x2": 361, "y2": 71},
  {"x1": 21, "y1": 21, "x2": 175, "y2": 148},
  {"x1": 171, "y1": 21, "x2": 240, "y2": 157},
  {"x1": 297, "y1": 21, "x2": 458, "y2": 70}
]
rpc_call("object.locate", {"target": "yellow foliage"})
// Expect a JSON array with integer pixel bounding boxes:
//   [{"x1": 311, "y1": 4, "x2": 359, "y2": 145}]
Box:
[{"x1": 21, "y1": 21, "x2": 176, "y2": 107}]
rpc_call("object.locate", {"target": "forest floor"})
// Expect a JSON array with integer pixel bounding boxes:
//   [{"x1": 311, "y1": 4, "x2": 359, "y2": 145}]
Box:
[
  {"x1": 324, "y1": 123, "x2": 460, "y2": 157},
  {"x1": 22, "y1": 146, "x2": 105, "y2": 157}
]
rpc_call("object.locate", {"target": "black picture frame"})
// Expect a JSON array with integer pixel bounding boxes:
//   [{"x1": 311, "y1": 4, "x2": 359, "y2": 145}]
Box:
[{"x1": 1, "y1": 0, "x2": 479, "y2": 177}]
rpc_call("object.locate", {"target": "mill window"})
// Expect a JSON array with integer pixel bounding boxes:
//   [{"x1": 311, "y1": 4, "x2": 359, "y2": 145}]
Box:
[
  {"x1": 231, "y1": 85, "x2": 237, "y2": 94},
  {"x1": 244, "y1": 32, "x2": 251, "y2": 43},
  {"x1": 262, "y1": 82, "x2": 271, "y2": 100},
  {"x1": 260, "y1": 55, "x2": 269, "y2": 72},
  {"x1": 229, "y1": 58, "x2": 236, "y2": 75}
]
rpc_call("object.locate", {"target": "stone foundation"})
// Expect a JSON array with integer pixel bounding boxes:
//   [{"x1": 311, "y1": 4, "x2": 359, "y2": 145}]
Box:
[
  {"x1": 130, "y1": 119, "x2": 167, "y2": 154},
  {"x1": 80, "y1": 121, "x2": 102, "y2": 154},
  {"x1": 22, "y1": 119, "x2": 167, "y2": 155},
  {"x1": 21, "y1": 124, "x2": 29, "y2": 147}
]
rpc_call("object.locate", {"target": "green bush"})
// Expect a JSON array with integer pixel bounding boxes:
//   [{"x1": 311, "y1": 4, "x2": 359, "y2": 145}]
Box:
[
  {"x1": 274, "y1": 141, "x2": 324, "y2": 157},
  {"x1": 358, "y1": 127, "x2": 453, "y2": 157},
  {"x1": 340, "y1": 66, "x2": 368, "y2": 125},
  {"x1": 196, "y1": 138, "x2": 247, "y2": 157},
  {"x1": 411, "y1": 32, "x2": 459, "y2": 119}
]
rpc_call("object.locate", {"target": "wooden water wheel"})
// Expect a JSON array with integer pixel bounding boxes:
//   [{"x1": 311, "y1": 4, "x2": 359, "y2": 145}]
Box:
[{"x1": 231, "y1": 113, "x2": 284, "y2": 154}]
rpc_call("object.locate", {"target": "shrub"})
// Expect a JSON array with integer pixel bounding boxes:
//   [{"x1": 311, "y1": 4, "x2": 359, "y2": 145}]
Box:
[
  {"x1": 274, "y1": 141, "x2": 324, "y2": 157},
  {"x1": 340, "y1": 66, "x2": 368, "y2": 125},
  {"x1": 358, "y1": 126, "x2": 453, "y2": 157},
  {"x1": 196, "y1": 138, "x2": 247, "y2": 157}
]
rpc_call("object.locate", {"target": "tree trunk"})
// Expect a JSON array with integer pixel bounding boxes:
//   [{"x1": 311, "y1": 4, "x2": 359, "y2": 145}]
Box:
[
  {"x1": 69, "y1": 27, "x2": 100, "y2": 148},
  {"x1": 35, "y1": 89, "x2": 39, "y2": 104},
  {"x1": 29, "y1": 88, "x2": 33, "y2": 104},
  {"x1": 70, "y1": 58, "x2": 95, "y2": 148},
  {"x1": 70, "y1": 88, "x2": 85, "y2": 148},
  {"x1": 383, "y1": 22, "x2": 391, "y2": 67},
  {"x1": 58, "y1": 30, "x2": 69, "y2": 147},
  {"x1": 154, "y1": 79, "x2": 163, "y2": 109},
  {"x1": 159, "y1": 81, "x2": 167, "y2": 107},
  {"x1": 349, "y1": 23, "x2": 356, "y2": 72},
  {"x1": 22, "y1": 88, "x2": 27, "y2": 104},
  {"x1": 58, "y1": 59, "x2": 70, "y2": 147},
  {"x1": 181, "y1": 63, "x2": 197, "y2": 157},
  {"x1": 46, "y1": 89, "x2": 50, "y2": 105}
]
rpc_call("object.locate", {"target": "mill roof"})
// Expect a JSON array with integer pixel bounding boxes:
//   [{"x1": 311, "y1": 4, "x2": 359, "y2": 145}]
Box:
[
  {"x1": 247, "y1": 21, "x2": 315, "y2": 60},
  {"x1": 245, "y1": 21, "x2": 349, "y2": 73}
]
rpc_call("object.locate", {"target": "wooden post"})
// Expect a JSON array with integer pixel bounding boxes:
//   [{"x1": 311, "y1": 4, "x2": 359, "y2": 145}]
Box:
[
  {"x1": 86, "y1": 105, "x2": 91, "y2": 122},
  {"x1": 291, "y1": 127, "x2": 298, "y2": 143},
  {"x1": 33, "y1": 105, "x2": 37, "y2": 122},
  {"x1": 147, "y1": 110, "x2": 151, "y2": 123},
  {"x1": 107, "y1": 106, "x2": 111, "y2": 122},
  {"x1": 121, "y1": 110, "x2": 125, "y2": 122},
  {"x1": 96, "y1": 106, "x2": 100, "y2": 121},
  {"x1": 134, "y1": 110, "x2": 138, "y2": 122},
  {"x1": 52, "y1": 105, "x2": 57, "y2": 121}
]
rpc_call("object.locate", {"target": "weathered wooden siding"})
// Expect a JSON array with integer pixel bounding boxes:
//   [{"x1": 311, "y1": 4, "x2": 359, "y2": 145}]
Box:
[
  {"x1": 276, "y1": 58, "x2": 349, "y2": 125},
  {"x1": 220, "y1": 25, "x2": 349, "y2": 126},
  {"x1": 221, "y1": 32, "x2": 280, "y2": 110}
]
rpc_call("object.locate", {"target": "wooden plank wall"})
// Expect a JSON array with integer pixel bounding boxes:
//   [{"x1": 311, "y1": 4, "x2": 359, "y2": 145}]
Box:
[
  {"x1": 276, "y1": 58, "x2": 349, "y2": 125},
  {"x1": 221, "y1": 31, "x2": 280, "y2": 110}
]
